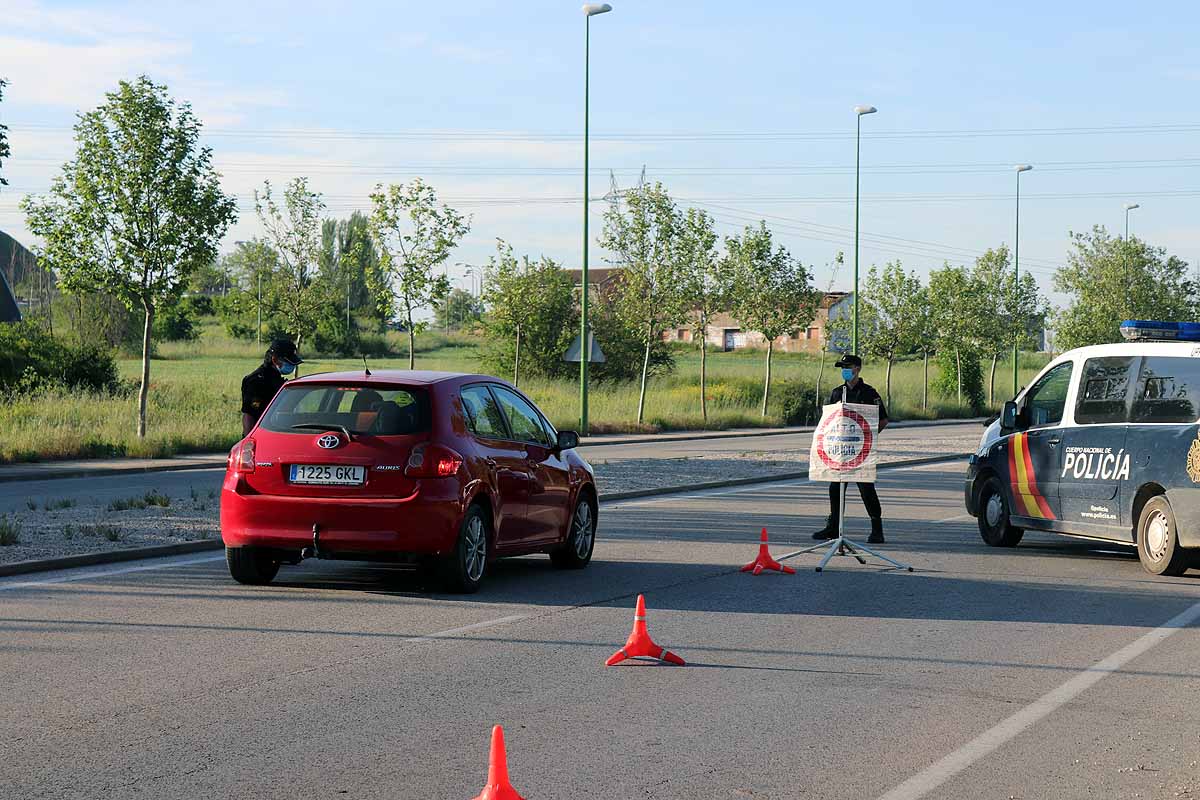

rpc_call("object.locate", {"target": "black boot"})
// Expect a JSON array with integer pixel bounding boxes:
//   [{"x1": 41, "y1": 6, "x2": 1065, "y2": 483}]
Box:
[
  {"x1": 868, "y1": 518, "x2": 885, "y2": 544},
  {"x1": 812, "y1": 516, "x2": 838, "y2": 540}
]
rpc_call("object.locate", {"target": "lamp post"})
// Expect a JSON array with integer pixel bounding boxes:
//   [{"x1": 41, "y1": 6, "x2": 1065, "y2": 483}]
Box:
[
  {"x1": 1124, "y1": 202, "x2": 1140, "y2": 318},
  {"x1": 852, "y1": 104, "x2": 876, "y2": 355},
  {"x1": 580, "y1": 2, "x2": 612, "y2": 435},
  {"x1": 1012, "y1": 164, "x2": 1033, "y2": 397}
]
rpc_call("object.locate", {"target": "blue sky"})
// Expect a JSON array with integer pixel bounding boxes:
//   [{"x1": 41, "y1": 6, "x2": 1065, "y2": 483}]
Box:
[{"x1": 2, "y1": 0, "x2": 1198, "y2": 305}]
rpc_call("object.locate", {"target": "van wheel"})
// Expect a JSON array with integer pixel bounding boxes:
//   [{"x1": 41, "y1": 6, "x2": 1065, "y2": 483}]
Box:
[
  {"x1": 442, "y1": 504, "x2": 489, "y2": 593},
  {"x1": 551, "y1": 495, "x2": 596, "y2": 569},
  {"x1": 226, "y1": 547, "x2": 280, "y2": 585},
  {"x1": 1137, "y1": 496, "x2": 1191, "y2": 576},
  {"x1": 977, "y1": 476, "x2": 1024, "y2": 547}
]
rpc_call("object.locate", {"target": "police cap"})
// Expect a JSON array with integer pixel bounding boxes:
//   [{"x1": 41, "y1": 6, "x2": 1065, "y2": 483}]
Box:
[{"x1": 268, "y1": 338, "x2": 304, "y2": 365}]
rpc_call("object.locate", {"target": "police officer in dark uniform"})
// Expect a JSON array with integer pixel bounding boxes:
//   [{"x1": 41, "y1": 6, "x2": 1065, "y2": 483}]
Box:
[
  {"x1": 811, "y1": 353, "x2": 890, "y2": 543},
  {"x1": 241, "y1": 339, "x2": 303, "y2": 435}
]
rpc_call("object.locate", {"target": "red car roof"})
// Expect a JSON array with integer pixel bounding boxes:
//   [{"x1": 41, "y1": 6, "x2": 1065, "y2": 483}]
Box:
[{"x1": 289, "y1": 370, "x2": 496, "y2": 386}]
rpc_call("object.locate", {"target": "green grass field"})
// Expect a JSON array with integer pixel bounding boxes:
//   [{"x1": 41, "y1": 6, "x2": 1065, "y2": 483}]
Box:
[{"x1": 0, "y1": 321, "x2": 1050, "y2": 463}]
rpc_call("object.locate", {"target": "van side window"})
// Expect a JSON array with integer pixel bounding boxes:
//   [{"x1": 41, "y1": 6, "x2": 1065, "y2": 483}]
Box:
[
  {"x1": 1075, "y1": 356, "x2": 1136, "y2": 424},
  {"x1": 1024, "y1": 361, "x2": 1073, "y2": 428},
  {"x1": 1132, "y1": 357, "x2": 1200, "y2": 423}
]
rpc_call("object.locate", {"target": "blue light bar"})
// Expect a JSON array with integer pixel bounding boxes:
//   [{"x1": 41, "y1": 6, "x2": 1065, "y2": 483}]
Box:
[{"x1": 1120, "y1": 320, "x2": 1200, "y2": 342}]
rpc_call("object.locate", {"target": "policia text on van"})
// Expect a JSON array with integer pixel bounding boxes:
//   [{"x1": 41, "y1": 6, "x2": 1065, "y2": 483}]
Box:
[{"x1": 965, "y1": 321, "x2": 1200, "y2": 577}]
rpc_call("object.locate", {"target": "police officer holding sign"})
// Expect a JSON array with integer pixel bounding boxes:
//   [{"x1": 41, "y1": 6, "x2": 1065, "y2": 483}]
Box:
[
  {"x1": 241, "y1": 339, "x2": 303, "y2": 435},
  {"x1": 811, "y1": 353, "x2": 890, "y2": 543}
]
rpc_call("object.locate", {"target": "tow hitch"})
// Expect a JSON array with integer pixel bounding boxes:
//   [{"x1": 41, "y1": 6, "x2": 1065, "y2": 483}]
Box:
[{"x1": 300, "y1": 523, "x2": 322, "y2": 560}]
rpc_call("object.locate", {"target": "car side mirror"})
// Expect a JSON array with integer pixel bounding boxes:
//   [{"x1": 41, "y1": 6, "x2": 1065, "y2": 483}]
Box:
[
  {"x1": 1000, "y1": 400, "x2": 1019, "y2": 430},
  {"x1": 555, "y1": 430, "x2": 580, "y2": 452}
]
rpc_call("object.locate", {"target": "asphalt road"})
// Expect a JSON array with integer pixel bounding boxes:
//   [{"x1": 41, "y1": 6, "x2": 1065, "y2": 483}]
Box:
[
  {"x1": 4, "y1": 458, "x2": 1200, "y2": 799},
  {"x1": 0, "y1": 421, "x2": 984, "y2": 515}
]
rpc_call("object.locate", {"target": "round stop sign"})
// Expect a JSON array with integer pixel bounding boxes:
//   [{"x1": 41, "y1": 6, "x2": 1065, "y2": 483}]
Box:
[{"x1": 814, "y1": 407, "x2": 874, "y2": 471}]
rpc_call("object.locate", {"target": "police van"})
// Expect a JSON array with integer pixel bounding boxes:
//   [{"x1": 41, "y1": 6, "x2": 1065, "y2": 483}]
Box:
[{"x1": 965, "y1": 321, "x2": 1200, "y2": 576}]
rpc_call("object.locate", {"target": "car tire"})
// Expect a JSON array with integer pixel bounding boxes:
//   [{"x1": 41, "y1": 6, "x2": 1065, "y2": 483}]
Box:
[
  {"x1": 977, "y1": 476, "x2": 1024, "y2": 547},
  {"x1": 226, "y1": 546, "x2": 280, "y2": 585},
  {"x1": 1137, "y1": 495, "x2": 1191, "y2": 577},
  {"x1": 550, "y1": 494, "x2": 596, "y2": 570},
  {"x1": 441, "y1": 504, "x2": 490, "y2": 593}
]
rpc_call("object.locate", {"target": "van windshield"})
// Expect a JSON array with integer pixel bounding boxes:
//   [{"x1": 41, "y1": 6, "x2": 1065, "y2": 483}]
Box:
[{"x1": 258, "y1": 384, "x2": 430, "y2": 436}]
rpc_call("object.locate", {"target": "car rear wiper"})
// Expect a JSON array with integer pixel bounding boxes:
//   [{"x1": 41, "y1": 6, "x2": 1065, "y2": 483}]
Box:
[{"x1": 291, "y1": 423, "x2": 356, "y2": 441}]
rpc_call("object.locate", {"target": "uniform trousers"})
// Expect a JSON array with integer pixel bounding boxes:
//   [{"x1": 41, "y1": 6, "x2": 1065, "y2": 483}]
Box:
[{"x1": 828, "y1": 481, "x2": 882, "y2": 521}]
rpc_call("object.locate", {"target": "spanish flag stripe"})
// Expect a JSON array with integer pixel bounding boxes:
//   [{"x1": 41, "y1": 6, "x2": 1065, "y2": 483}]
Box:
[
  {"x1": 1011, "y1": 435, "x2": 1042, "y2": 517},
  {"x1": 1008, "y1": 433, "x2": 1055, "y2": 520},
  {"x1": 1022, "y1": 439, "x2": 1056, "y2": 519}
]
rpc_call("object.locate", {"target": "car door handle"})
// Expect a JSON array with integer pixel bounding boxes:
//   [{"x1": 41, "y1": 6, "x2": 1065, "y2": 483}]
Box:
[
  {"x1": 484, "y1": 457, "x2": 497, "y2": 469},
  {"x1": 1048, "y1": 437, "x2": 1061, "y2": 447}
]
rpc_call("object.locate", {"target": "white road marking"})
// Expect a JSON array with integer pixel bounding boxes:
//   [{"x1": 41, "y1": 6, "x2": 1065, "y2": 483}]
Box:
[
  {"x1": 0, "y1": 553, "x2": 225, "y2": 592},
  {"x1": 934, "y1": 513, "x2": 972, "y2": 524},
  {"x1": 399, "y1": 615, "x2": 527, "y2": 644},
  {"x1": 876, "y1": 598, "x2": 1200, "y2": 800}
]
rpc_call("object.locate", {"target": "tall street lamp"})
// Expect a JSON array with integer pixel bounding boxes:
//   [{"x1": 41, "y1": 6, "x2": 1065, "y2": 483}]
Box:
[
  {"x1": 580, "y1": 2, "x2": 612, "y2": 434},
  {"x1": 1124, "y1": 202, "x2": 1140, "y2": 317},
  {"x1": 1012, "y1": 164, "x2": 1033, "y2": 397},
  {"x1": 852, "y1": 104, "x2": 876, "y2": 355}
]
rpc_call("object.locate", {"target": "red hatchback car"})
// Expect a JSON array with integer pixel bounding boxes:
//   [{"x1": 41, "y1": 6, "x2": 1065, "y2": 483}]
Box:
[{"x1": 220, "y1": 370, "x2": 597, "y2": 592}]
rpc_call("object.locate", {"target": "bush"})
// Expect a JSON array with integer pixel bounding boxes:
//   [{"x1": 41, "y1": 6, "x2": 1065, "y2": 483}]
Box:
[
  {"x1": 769, "y1": 379, "x2": 820, "y2": 425},
  {"x1": 933, "y1": 348, "x2": 985, "y2": 411},
  {"x1": 0, "y1": 322, "x2": 120, "y2": 395},
  {"x1": 152, "y1": 297, "x2": 203, "y2": 342}
]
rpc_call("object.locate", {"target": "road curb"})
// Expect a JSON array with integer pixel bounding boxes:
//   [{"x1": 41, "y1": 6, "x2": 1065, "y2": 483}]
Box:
[
  {"x1": 0, "y1": 418, "x2": 985, "y2": 484},
  {"x1": 582, "y1": 418, "x2": 984, "y2": 448},
  {"x1": 0, "y1": 539, "x2": 224, "y2": 578},
  {"x1": 0, "y1": 453, "x2": 969, "y2": 579},
  {"x1": 599, "y1": 452, "x2": 968, "y2": 501}
]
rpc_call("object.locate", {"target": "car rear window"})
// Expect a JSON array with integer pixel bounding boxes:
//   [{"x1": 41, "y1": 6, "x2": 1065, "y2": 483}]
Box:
[
  {"x1": 258, "y1": 384, "x2": 430, "y2": 436},
  {"x1": 1132, "y1": 357, "x2": 1200, "y2": 424}
]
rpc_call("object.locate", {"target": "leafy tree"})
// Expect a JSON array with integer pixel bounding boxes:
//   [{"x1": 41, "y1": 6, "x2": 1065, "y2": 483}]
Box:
[
  {"x1": 928, "y1": 264, "x2": 986, "y2": 409},
  {"x1": 600, "y1": 181, "x2": 687, "y2": 424},
  {"x1": 1054, "y1": 226, "x2": 1194, "y2": 351},
  {"x1": 367, "y1": 179, "x2": 469, "y2": 369},
  {"x1": 859, "y1": 261, "x2": 924, "y2": 408},
  {"x1": 21, "y1": 76, "x2": 236, "y2": 437},
  {"x1": 255, "y1": 178, "x2": 328, "y2": 348},
  {"x1": 319, "y1": 211, "x2": 386, "y2": 330},
  {"x1": 0, "y1": 78, "x2": 9, "y2": 187},
  {"x1": 725, "y1": 221, "x2": 819, "y2": 417},
  {"x1": 674, "y1": 207, "x2": 725, "y2": 423},
  {"x1": 970, "y1": 245, "x2": 1045, "y2": 404},
  {"x1": 436, "y1": 287, "x2": 483, "y2": 332},
  {"x1": 480, "y1": 240, "x2": 575, "y2": 385}
]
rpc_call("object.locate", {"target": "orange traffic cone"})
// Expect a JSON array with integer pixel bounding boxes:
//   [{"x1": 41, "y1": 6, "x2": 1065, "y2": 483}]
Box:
[
  {"x1": 605, "y1": 594, "x2": 685, "y2": 666},
  {"x1": 472, "y1": 725, "x2": 526, "y2": 800},
  {"x1": 740, "y1": 527, "x2": 796, "y2": 576}
]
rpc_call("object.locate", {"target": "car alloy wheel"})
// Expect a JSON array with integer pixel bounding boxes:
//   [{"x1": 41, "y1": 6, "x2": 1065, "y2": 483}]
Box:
[
  {"x1": 572, "y1": 501, "x2": 594, "y2": 560},
  {"x1": 550, "y1": 495, "x2": 596, "y2": 570},
  {"x1": 463, "y1": 514, "x2": 487, "y2": 583}
]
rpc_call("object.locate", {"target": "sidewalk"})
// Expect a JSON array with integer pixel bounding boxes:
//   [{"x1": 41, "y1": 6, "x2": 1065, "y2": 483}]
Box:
[{"x1": 0, "y1": 417, "x2": 984, "y2": 484}]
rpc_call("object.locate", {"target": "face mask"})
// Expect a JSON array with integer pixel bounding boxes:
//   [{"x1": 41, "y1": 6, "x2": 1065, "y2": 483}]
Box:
[
  {"x1": 278, "y1": 361, "x2": 296, "y2": 376},
  {"x1": 841, "y1": 368, "x2": 855, "y2": 382}
]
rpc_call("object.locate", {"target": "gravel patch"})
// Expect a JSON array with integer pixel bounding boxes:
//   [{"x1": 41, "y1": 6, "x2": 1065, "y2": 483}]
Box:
[{"x1": 0, "y1": 426, "x2": 977, "y2": 565}]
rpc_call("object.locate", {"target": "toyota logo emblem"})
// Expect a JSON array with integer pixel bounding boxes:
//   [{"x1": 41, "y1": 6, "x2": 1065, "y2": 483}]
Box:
[{"x1": 316, "y1": 434, "x2": 341, "y2": 449}]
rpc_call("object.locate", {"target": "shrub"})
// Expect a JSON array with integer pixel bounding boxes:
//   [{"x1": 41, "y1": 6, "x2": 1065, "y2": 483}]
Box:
[
  {"x1": 769, "y1": 379, "x2": 820, "y2": 426},
  {"x1": 152, "y1": 297, "x2": 202, "y2": 342},
  {"x1": 0, "y1": 322, "x2": 120, "y2": 395},
  {"x1": 0, "y1": 516, "x2": 20, "y2": 546},
  {"x1": 933, "y1": 349, "x2": 986, "y2": 411}
]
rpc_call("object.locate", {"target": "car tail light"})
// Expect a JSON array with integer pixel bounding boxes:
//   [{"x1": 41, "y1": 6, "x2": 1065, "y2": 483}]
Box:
[
  {"x1": 405, "y1": 443, "x2": 463, "y2": 478},
  {"x1": 237, "y1": 439, "x2": 256, "y2": 474}
]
